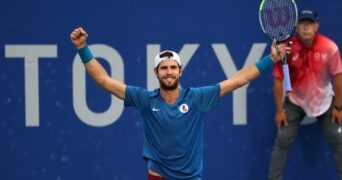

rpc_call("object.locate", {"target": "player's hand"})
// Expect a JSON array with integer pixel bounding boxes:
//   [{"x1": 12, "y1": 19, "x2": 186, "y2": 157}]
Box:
[
  {"x1": 275, "y1": 110, "x2": 288, "y2": 130},
  {"x1": 332, "y1": 108, "x2": 342, "y2": 126},
  {"x1": 269, "y1": 39, "x2": 292, "y2": 63},
  {"x1": 70, "y1": 27, "x2": 88, "y2": 49}
]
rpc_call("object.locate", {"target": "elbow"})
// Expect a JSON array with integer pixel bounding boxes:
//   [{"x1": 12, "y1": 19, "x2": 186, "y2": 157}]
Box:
[
  {"x1": 94, "y1": 75, "x2": 109, "y2": 88},
  {"x1": 231, "y1": 74, "x2": 251, "y2": 89}
]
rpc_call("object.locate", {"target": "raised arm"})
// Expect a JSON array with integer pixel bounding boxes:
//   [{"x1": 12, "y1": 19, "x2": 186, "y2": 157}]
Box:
[
  {"x1": 70, "y1": 27, "x2": 126, "y2": 100},
  {"x1": 219, "y1": 40, "x2": 290, "y2": 97}
]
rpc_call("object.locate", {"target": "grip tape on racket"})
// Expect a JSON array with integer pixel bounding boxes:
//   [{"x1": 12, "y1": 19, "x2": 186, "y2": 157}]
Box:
[{"x1": 282, "y1": 64, "x2": 292, "y2": 92}]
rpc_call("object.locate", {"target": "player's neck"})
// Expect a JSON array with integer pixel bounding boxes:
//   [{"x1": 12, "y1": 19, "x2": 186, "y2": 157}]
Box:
[
  {"x1": 300, "y1": 36, "x2": 315, "y2": 49},
  {"x1": 160, "y1": 86, "x2": 180, "y2": 105},
  {"x1": 302, "y1": 39, "x2": 314, "y2": 48}
]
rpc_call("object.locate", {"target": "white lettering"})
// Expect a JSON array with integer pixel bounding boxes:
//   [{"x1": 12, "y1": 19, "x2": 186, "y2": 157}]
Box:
[
  {"x1": 4, "y1": 43, "x2": 286, "y2": 127},
  {"x1": 5, "y1": 45, "x2": 57, "y2": 127}
]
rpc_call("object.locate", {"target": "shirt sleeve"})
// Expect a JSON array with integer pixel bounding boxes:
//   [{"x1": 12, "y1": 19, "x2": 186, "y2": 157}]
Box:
[
  {"x1": 191, "y1": 84, "x2": 220, "y2": 112},
  {"x1": 272, "y1": 62, "x2": 284, "y2": 78},
  {"x1": 328, "y1": 46, "x2": 342, "y2": 76},
  {"x1": 124, "y1": 85, "x2": 149, "y2": 109}
]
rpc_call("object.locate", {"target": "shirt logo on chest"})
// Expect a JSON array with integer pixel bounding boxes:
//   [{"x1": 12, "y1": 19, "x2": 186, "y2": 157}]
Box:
[
  {"x1": 321, "y1": 53, "x2": 327, "y2": 61},
  {"x1": 179, "y1": 103, "x2": 189, "y2": 113},
  {"x1": 152, "y1": 108, "x2": 160, "y2": 112},
  {"x1": 314, "y1": 52, "x2": 320, "y2": 61}
]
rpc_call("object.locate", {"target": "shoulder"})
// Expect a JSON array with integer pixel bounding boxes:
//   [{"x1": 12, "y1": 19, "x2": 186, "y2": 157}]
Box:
[
  {"x1": 187, "y1": 84, "x2": 220, "y2": 95},
  {"x1": 315, "y1": 33, "x2": 339, "y2": 52},
  {"x1": 316, "y1": 33, "x2": 335, "y2": 42},
  {"x1": 126, "y1": 85, "x2": 157, "y2": 97}
]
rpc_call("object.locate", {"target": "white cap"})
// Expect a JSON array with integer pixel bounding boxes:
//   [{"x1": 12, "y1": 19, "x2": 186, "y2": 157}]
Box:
[{"x1": 154, "y1": 50, "x2": 181, "y2": 68}]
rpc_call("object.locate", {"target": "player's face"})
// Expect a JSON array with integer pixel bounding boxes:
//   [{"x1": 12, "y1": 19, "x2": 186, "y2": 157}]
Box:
[
  {"x1": 296, "y1": 20, "x2": 319, "y2": 42},
  {"x1": 155, "y1": 60, "x2": 182, "y2": 90}
]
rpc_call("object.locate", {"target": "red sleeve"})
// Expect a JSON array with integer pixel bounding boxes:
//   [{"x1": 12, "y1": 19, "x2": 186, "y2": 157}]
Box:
[
  {"x1": 328, "y1": 45, "x2": 342, "y2": 76},
  {"x1": 273, "y1": 62, "x2": 284, "y2": 78}
]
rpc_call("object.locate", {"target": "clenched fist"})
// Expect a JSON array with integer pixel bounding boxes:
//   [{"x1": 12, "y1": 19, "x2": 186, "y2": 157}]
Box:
[{"x1": 70, "y1": 27, "x2": 88, "y2": 49}]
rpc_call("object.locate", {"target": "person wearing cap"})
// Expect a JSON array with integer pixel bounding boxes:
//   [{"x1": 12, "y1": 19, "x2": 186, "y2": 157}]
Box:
[
  {"x1": 268, "y1": 8, "x2": 342, "y2": 180},
  {"x1": 70, "y1": 27, "x2": 290, "y2": 180}
]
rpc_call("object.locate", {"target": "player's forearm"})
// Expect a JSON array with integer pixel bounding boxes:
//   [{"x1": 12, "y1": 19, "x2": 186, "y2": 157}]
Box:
[
  {"x1": 232, "y1": 65, "x2": 261, "y2": 87},
  {"x1": 77, "y1": 45, "x2": 110, "y2": 88},
  {"x1": 333, "y1": 73, "x2": 342, "y2": 107},
  {"x1": 85, "y1": 60, "x2": 126, "y2": 100},
  {"x1": 219, "y1": 56, "x2": 274, "y2": 97},
  {"x1": 219, "y1": 65, "x2": 260, "y2": 96},
  {"x1": 273, "y1": 78, "x2": 284, "y2": 112},
  {"x1": 77, "y1": 45, "x2": 126, "y2": 99},
  {"x1": 84, "y1": 59, "x2": 111, "y2": 87}
]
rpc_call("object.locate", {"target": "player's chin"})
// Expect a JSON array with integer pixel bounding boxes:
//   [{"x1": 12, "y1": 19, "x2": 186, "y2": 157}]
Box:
[
  {"x1": 301, "y1": 33, "x2": 314, "y2": 40},
  {"x1": 161, "y1": 84, "x2": 178, "y2": 90},
  {"x1": 160, "y1": 80, "x2": 178, "y2": 90},
  {"x1": 165, "y1": 81, "x2": 177, "y2": 87}
]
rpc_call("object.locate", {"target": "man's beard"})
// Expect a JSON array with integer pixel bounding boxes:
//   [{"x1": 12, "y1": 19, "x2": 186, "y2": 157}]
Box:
[{"x1": 159, "y1": 77, "x2": 179, "y2": 90}]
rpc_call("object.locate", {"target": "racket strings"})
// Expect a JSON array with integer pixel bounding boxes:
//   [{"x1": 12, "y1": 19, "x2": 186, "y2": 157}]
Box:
[{"x1": 260, "y1": 0, "x2": 297, "y2": 42}]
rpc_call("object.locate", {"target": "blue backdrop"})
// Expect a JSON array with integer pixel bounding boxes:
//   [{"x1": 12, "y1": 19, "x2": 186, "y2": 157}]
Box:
[{"x1": 1, "y1": 0, "x2": 341, "y2": 179}]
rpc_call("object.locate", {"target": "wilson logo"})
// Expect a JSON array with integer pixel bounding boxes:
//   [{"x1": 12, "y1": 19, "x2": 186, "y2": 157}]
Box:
[{"x1": 266, "y1": 5, "x2": 291, "y2": 28}]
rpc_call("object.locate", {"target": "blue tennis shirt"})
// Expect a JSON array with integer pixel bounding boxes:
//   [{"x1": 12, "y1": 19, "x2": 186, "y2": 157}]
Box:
[{"x1": 124, "y1": 84, "x2": 220, "y2": 179}]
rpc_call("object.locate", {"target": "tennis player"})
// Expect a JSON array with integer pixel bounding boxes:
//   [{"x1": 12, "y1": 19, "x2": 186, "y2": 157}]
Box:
[
  {"x1": 70, "y1": 27, "x2": 290, "y2": 180},
  {"x1": 268, "y1": 8, "x2": 342, "y2": 180}
]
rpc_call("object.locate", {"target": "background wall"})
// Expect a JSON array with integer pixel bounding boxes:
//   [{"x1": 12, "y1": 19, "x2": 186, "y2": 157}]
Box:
[{"x1": 1, "y1": 0, "x2": 341, "y2": 179}]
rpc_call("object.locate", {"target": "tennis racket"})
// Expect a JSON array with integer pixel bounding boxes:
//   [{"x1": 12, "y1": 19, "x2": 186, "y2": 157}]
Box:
[{"x1": 259, "y1": 0, "x2": 298, "y2": 92}]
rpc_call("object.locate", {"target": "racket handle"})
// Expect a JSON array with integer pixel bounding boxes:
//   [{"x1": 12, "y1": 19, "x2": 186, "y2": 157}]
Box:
[{"x1": 282, "y1": 63, "x2": 292, "y2": 92}]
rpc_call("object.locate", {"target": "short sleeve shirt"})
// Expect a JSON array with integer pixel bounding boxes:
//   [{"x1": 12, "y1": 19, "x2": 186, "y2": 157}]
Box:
[
  {"x1": 124, "y1": 84, "x2": 220, "y2": 179},
  {"x1": 273, "y1": 33, "x2": 342, "y2": 117}
]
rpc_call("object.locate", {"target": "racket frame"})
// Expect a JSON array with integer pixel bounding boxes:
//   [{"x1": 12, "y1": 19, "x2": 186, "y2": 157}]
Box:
[{"x1": 258, "y1": 0, "x2": 298, "y2": 92}]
